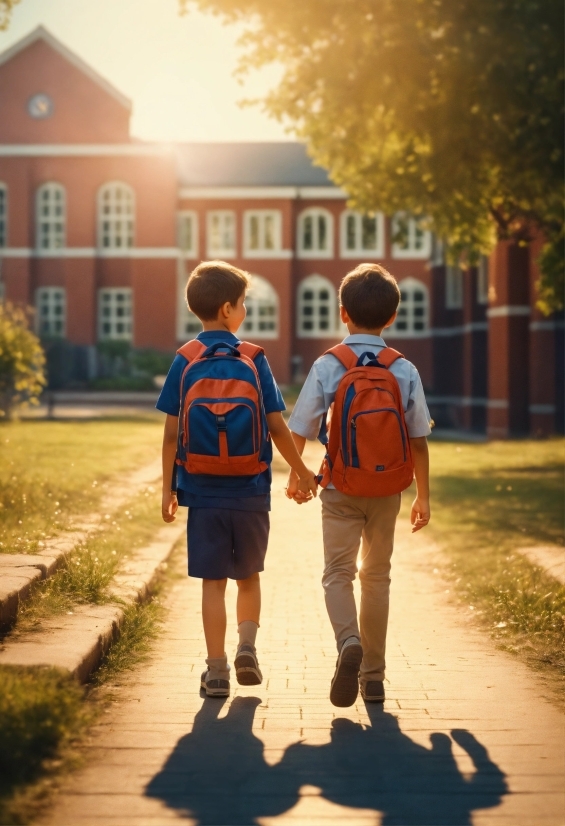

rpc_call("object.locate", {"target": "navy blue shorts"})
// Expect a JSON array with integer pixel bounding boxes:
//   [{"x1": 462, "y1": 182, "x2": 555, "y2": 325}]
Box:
[{"x1": 187, "y1": 507, "x2": 270, "y2": 580}]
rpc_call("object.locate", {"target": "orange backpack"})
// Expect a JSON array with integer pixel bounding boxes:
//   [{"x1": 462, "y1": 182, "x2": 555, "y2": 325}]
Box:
[{"x1": 318, "y1": 344, "x2": 414, "y2": 497}]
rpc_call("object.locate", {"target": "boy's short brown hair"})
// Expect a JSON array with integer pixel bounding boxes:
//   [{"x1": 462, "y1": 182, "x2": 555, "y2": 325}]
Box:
[
  {"x1": 339, "y1": 263, "x2": 400, "y2": 329},
  {"x1": 186, "y1": 260, "x2": 250, "y2": 321}
]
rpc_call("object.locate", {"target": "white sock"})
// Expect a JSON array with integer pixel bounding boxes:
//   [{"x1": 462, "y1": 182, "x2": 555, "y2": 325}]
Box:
[
  {"x1": 238, "y1": 620, "x2": 259, "y2": 649},
  {"x1": 205, "y1": 655, "x2": 230, "y2": 680}
]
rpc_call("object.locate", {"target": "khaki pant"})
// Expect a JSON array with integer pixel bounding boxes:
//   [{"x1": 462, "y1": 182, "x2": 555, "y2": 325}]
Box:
[{"x1": 320, "y1": 488, "x2": 401, "y2": 683}]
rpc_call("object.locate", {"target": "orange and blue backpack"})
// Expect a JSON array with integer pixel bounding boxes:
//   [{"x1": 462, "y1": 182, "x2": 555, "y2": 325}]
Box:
[
  {"x1": 174, "y1": 339, "x2": 271, "y2": 477},
  {"x1": 317, "y1": 344, "x2": 414, "y2": 497}
]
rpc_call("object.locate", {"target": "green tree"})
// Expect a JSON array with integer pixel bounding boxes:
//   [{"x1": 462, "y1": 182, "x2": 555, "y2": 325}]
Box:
[
  {"x1": 0, "y1": 0, "x2": 19, "y2": 30},
  {"x1": 0, "y1": 303, "x2": 46, "y2": 419},
  {"x1": 184, "y1": 0, "x2": 564, "y2": 311}
]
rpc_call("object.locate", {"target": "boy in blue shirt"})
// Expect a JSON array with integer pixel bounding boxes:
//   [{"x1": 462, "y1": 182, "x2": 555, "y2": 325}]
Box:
[{"x1": 157, "y1": 261, "x2": 317, "y2": 697}]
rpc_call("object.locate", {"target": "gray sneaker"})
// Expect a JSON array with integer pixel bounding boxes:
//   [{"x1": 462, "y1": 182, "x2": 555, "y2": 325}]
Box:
[
  {"x1": 200, "y1": 670, "x2": 230, "y2": 697},
  {"x1": 329, "y1": 637, "x2": 363, "y2": 707},
  {"x1": 234, "y1": 643, "x2": 263, "y2": 686},
  {"x1": 361, "y1": 680, "x2": 385, "y2": 702}
]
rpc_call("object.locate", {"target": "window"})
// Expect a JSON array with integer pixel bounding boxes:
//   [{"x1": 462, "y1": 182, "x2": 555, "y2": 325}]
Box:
[
  {"x1": 241, "y1": 275, "x2": 278, "y2": 339},
  {"x1": 178, "y1": 211, "x2": 198, "y2": 258},
  {"x1": 36, "y1": 287, "x2": 66, "y2": 337},
  {"x1": 391, "y1": 213, "x2": 432, "y2": 259},
  {"x1": 0, "y1": 184, "x2": 6, "y2": 248},
  {"x1": 244, "y1": 211, "x2": 282, "y2": 257},
  {"x1": 297, "y1": 208, "x2": 333, "y2": 258},
  {"x1": 477, "y1": 256, "x2": 489, "y2": 305},
  {"x1": 98, "y1": 183, "x2": 135, "y2": 250},
  {"x1": 445, "y1": 266, "x2": 464, "y2": 309},
  {"x1": 98, "y1": 288, "x2": 133, "y2": 341},
  {"x1": 387, "y1": 278, "x2": 429, "y2": 337},
  {"x1": 207, "y1": 211, "x2": 236, "y2": 257},
  {"x1": 36, "y1": 183, "x2": 65, "y2": 250},
  {"x1": 177, "y1": 264, "x2": 202, "y2": 339},
  {"x1": 340, "y1": 210, "x2": 384, "y2": 258},
  {"x1": 297, "y1": 274, "x2": 338, "y2": 338}
]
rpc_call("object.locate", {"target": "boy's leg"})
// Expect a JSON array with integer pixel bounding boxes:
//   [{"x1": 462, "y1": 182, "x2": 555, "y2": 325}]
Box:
[
  {"x1": 202, "y1": 578, "x2": 228, "y2": 658},
  {"x1": 201, "y1": 578, "x2": 230, "y2": 696},
  {"x1": 320, "y1": 489, "x2": 366, "y2": 648},
  {"x1": 358, "y1": 493, "x2": 401, "y2": 690},
  {"x1": 235, "y1": 572, "x2": 263, "y2": 685}
]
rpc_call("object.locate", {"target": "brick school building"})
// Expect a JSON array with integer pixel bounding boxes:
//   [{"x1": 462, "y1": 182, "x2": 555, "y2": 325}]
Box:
[{"x1": 0, "y1": 26, "x2": 562, "y2": 437}]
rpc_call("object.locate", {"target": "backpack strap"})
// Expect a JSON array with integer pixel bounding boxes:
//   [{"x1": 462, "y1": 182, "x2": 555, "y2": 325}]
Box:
[
  {"x1": 237, "y1": 341, "x2": 265, "y2": 361},
  {"x1": 323, "y1": 344, "x2": 359, "y2": 370},
  {"x1": 177, "y1": 340, "x2": 207, "y2": 362},
  {"x1": 376, "y1": 347, "x2": 404, "y2": 368}
]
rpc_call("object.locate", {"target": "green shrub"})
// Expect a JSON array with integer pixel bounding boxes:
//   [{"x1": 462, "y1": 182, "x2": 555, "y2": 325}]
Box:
[{"x1": 0, "y1": 304, "x2": 46, "y2": 419}]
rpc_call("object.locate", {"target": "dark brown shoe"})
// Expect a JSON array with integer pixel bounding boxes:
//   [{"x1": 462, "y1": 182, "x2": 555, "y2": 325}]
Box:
[
  {"x1": 361, "y1": 680, "x2": 385, "y2": 702},
  {"x1": 329, "y1": 637, "x2": 363, "y2": 707}
]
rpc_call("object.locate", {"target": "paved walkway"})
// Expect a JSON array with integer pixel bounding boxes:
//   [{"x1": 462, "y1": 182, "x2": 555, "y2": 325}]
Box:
[{"x1": 42, "y1": 466, "x2": 565, "y2": 826}]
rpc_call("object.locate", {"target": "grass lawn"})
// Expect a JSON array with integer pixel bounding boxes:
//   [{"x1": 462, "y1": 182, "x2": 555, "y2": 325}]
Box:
[
  {"x1": 422, "y1": 437, "x2": 565, "y2": 692},
  {"x1": 0, "y1": 417, "x2": 163, "y2": 554}
]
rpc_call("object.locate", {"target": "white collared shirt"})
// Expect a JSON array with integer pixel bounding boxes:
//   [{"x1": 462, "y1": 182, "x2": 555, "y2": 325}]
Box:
[{"x1": 288, "y1": 334, "x2": 432, "y2": 441}]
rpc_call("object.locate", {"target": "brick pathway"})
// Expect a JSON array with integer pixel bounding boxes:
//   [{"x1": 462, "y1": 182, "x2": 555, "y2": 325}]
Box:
[{"x1": 42, "y1": 465, "x2": 565, "y2": 826}]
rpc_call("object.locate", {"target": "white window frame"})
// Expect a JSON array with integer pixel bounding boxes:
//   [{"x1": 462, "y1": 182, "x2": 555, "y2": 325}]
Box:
[
  {"x1": 340, "y1": 210, "x2": 384, "y2": 258},
  {"x1": 98, "y1": 288, "x2": 133, "y2": 341},
  {"x1": 243, "y1": 210, "x2": 282, "y2": 258},
  {"x1": 387, "y1": 277, "x2": 429, "y2": 338},
  {"x1": 391, "y1": 213, "x2": 432, "y2": 259},
  {"x1": 36, "y1": 182, "x2": 65, "y2": 250},
  {"x1": 297, "y1": 208, "x2": 334, "y2": 259},
  {"x1": 207, "y1": 210, "x2": 236, "y2": 258},
  {"x1": 445, "y1": 266, "x2": 464, "y2": 309},
  {"x1": 176, "y1": 261, "x2": 202, "y2": 340},
  {"x1": 177, "y1": 211, "x2": 198, "y2": 259},
  {"x1": 0, "y1": 183, "x2": 7, "y2": 248},
  {"x1": 477, "y1": 256, "x2": 489, "y2": 305},
  {"x1": 240, "y1": 274, "x2": 279, "y2": 340},
  {"x1": 97, "y1": 182, "x2": 135, "y2": 251},
  {"x1": 35, "y1": 287, "x2": 66, "y2": 337},
  {"x1": 297, "y1": 274, "x2": 339, "y2": 338}
]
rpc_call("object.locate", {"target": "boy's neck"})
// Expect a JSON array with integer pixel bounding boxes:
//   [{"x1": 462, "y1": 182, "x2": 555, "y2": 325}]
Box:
[
  {"x1": 346, "y1": 323, "x2": 386, "y2": 337},
  {"x1": 201, "y1": 321, "x2": 238, "y2": 334}
]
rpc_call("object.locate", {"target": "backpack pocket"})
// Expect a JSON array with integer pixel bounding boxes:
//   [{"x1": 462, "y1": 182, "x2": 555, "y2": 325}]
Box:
[{"x1": 350, "y1": 407, "x2": 407, "y2": 471}]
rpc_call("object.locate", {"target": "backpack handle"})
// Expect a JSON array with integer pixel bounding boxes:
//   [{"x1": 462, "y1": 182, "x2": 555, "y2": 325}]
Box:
[
  {"x1": 356, "y1": 351, "x2": 382, "y2": 368},
  {"x1": 202, "y1": 341, "x2": 242, "y2": 359}
]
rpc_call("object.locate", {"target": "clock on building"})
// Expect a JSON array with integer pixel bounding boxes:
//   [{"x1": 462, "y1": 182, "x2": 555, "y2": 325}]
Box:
[{"x1": 27, "y1": 93, "x2": 54, "y2": 119}]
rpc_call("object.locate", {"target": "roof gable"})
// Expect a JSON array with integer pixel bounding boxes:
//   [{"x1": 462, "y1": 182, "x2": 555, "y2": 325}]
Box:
[{"x1": 0, "y1": 26, "x2": 131, "y2": 111}]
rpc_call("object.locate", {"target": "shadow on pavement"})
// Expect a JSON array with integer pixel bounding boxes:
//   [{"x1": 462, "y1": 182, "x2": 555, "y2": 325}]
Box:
[{"x1": 145, "y1": 696, "x2": 508, "y2": 825}]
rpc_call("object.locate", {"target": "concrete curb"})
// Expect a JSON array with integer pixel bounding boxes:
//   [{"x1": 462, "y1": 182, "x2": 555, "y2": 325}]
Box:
[
  {"x1": 0, "y1": 522, "x2": 185, "y2": 682},
  {"x1": 0, "y1": 458, "x2": 162, "y2": 631}
]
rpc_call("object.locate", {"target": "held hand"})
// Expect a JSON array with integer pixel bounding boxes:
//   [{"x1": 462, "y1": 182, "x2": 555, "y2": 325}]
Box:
[
  {"x1": 285, "y1": 470, "x2": 316, "y2": 504},
  {"x1": 410, "y1": 496, "x2": 430, "y2": 533},
  {"x1": 297, "y1": 470, "x2": 318, "y2": 500},
  {"x1": 162, "y1": 491, "x2": 178, "y2": 523}
]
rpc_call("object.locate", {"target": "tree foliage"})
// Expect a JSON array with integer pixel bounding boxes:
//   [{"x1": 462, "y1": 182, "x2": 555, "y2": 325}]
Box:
[
  {"x1": 0, "y1": 303, "x2": 46, "y2": 419},
  {"x1": 0, "y1": 0, "x2": 19, "y2": 30},
  {"x1": 184, "y1": 0, "x2": 564, "y2": 311}
]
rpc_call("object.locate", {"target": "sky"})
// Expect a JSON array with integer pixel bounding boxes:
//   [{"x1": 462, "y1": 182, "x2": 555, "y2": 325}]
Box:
[{"x1": 0, "y1": 0, "x2": 290, "y2": 142}]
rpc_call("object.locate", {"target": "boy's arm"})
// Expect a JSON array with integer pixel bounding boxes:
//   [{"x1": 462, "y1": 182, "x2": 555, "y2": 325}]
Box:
[
  {"x1": 161, "y1": 414, "x2": 179, "y2": 523},
  {"x1": 266, "y1": 412, "x2": 317, "y2": 499},
  {"x1": 286, "y1": 432, "x2": 309, "y2": 503},
  {"x1": 410, "y1": 436, "x2": 430, "y2": 532}
]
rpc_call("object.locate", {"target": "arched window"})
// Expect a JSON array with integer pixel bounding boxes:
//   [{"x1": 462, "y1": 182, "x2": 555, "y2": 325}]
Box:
[
  {"x1": 297, "y1": 208, "x2": 333, "y2": 259},
  {"x1": 297, "y1": 274, "x2": 338, "y2": 338},
  {"x1": 241, "y1": 275, "x2": 279, "y2": 339},
  {"x1": 387, "y1": 277, "x2": 429, "y2": 337},
  {"x1": 391, "y1": 213, "x2": 431, "y2": 259},
  {"x1": 98, "y1": 183, "x2": 135, "y2": 250},
  {"x1": 98, "y1": 288, "x2": 133, "y2": 341},
  {"x1": 0, "y1": 183, "x2": 7, "y2": 248},
  {"x1": 36, "y1": 287, "x2": 66, "y2": 337},
  {"x1": 340, "y1": 210, "x2": 384, "y2": 258},
  {"x1": 36, "y1": 183, "x2": 65, "y2": 250}
]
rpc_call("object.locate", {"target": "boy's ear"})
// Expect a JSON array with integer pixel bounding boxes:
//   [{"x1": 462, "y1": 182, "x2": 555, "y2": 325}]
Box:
[
  {"x1": 219, "y1": 300, "x2": 232, "y2": 320},
  {"x1": 339, "y1": 305, "x2": 350, "y2": 324},
  {"x1": 383, "y1": 311, "x2": 397, "y2": 329}
]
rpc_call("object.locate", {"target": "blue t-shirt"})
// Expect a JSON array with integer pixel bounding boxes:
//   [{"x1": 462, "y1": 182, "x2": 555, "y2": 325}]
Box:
[{"x1": 156, "y1": 330, "x2": 286, "y2": 511}]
